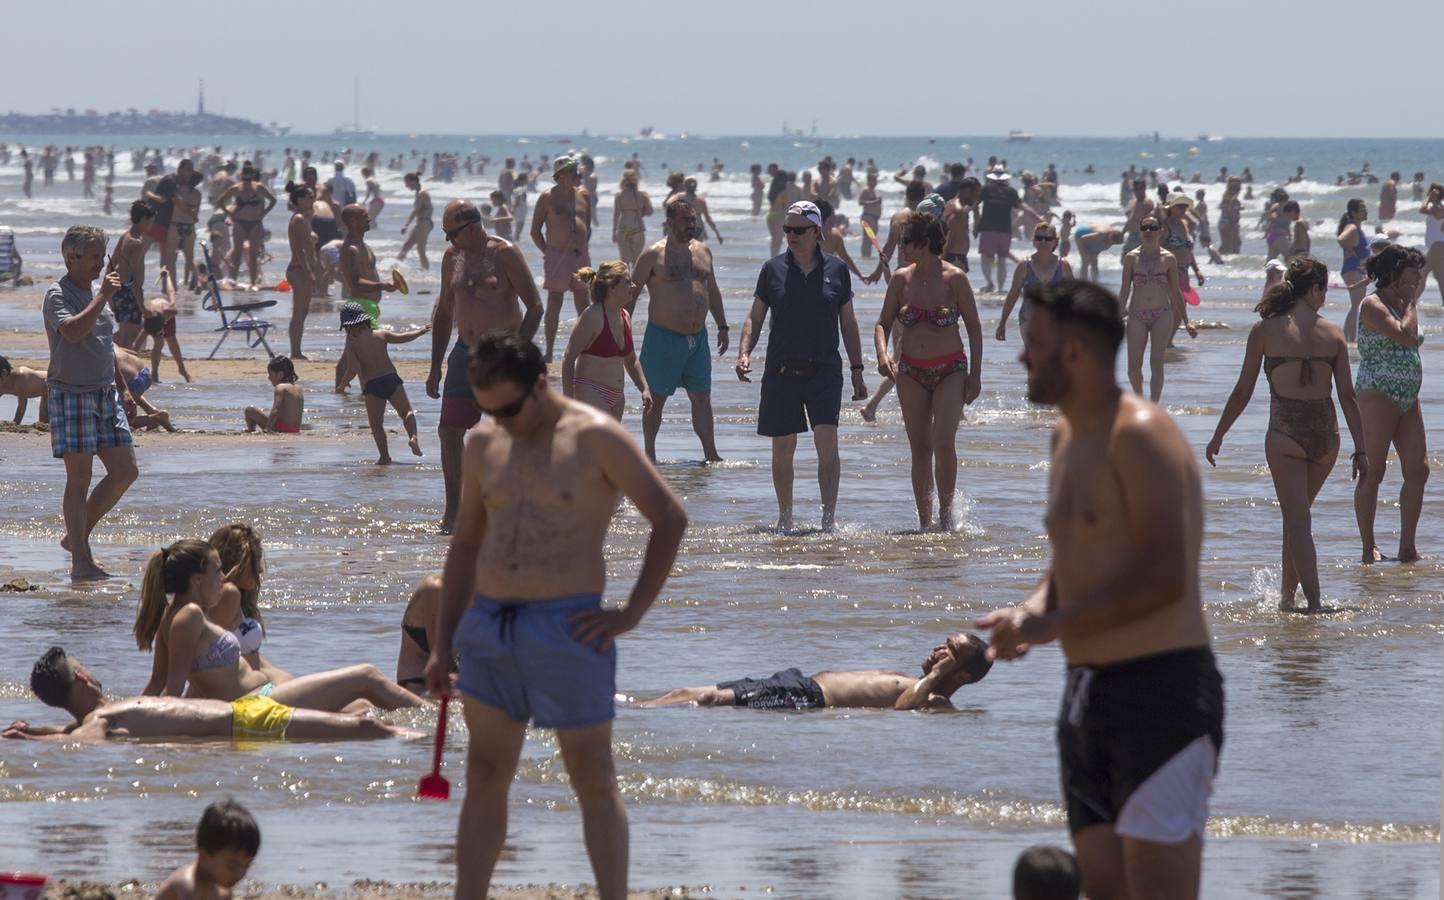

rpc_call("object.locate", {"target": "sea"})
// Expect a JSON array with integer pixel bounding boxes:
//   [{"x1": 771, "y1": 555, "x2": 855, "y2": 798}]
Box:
[{"x1": 0, "y1": 134, "x2": 1439, "y2": 899}]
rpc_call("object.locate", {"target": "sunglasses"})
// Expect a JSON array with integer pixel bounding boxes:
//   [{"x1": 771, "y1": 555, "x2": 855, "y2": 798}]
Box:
[
  {"x1": 443, "y1": 209, "x2": 482, "y2": 242},
  {"x1": 783, "y1": 225, "x2": 816, "y2": 236},
  {"x1": 478, "y1": 381, "x2": 534, "y2": 419},
  {"x1": 1034, "y1": 235, "x2": 1057, "y2": 242},
  {"x1": 1140, "y1": 223, "x2": 1161, "y2": 232}
]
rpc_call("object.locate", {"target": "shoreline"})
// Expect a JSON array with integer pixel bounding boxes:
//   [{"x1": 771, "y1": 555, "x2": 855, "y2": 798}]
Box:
[{"x1": 42, "y1": 881, "x2": 708, "y2": 900}]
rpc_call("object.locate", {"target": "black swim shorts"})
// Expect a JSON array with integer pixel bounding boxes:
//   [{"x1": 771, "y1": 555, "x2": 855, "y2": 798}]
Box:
[{"x1": 716, "y1": 668, "x2": 825, "y2": 710}]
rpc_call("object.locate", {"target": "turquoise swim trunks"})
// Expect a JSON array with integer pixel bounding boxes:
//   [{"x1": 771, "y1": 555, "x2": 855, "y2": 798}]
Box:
[{"x1": 639, "y1": 321, "x2": 711, "y2": 398}]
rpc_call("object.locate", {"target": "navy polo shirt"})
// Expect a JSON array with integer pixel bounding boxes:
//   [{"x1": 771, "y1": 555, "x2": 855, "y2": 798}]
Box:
[{"x1": 753, "y1": 249, "x2": 853, "y2": 367}]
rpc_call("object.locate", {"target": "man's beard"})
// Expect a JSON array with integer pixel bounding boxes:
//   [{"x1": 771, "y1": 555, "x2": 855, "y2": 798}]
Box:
[{"x1": 1025, "y1": 352, "x2": 1068, "y2": 406}]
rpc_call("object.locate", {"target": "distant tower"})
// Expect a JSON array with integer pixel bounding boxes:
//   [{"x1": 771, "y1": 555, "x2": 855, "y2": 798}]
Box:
[{"x1": 197, "y1": 79, "x2": 205, "y2": 116}]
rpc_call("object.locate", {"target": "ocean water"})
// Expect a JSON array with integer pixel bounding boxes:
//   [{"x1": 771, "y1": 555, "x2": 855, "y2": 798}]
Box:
[{"x1": 0, "y1": 134, "x2": 1439, "y2": 899}]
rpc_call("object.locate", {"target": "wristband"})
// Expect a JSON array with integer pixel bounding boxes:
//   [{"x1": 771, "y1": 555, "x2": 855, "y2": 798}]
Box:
[{"x1": 850, "y1": 364, "x2": 865, "y2": 372}]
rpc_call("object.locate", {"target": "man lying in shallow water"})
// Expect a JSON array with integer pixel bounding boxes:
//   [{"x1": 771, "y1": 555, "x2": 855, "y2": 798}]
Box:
[
  {"x1": 641, "y1": 633, "x2": 992, "y2": 710},
  {"x1": 3, "y1": 647, "x2": 407, "y2": 743}
]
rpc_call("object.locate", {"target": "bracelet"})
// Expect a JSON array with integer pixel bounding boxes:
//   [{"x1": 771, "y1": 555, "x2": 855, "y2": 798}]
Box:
[
  {"x1": 850, "y1": 364, "x2": 865, "y2": 372},
  {"x1": 1351, "y1": 450, "x2": 1366, "y2": 459}
]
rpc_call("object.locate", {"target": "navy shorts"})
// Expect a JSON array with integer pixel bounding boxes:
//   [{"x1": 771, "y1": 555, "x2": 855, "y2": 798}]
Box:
[
  {"x1": 456, "y1": 593, "x2": 616, "y2": 729},
  {"x1": 440, "y1": 339, "x2": 482, "y2": 430},
  {"x1": 758, "y1": 367, "x2": 842, "y2": 437},
  {"x1": 363, "y1": 371, "x2": 403, "y2": 400}
]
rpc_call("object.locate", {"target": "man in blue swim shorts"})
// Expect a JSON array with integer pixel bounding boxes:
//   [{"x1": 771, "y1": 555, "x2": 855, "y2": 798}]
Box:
[
  {"x1": 631, "y1": 200, "x2": 729, "y2": 462},
  {"x1": 425, "y1": 332, "x2": 687, "y2": 898}
]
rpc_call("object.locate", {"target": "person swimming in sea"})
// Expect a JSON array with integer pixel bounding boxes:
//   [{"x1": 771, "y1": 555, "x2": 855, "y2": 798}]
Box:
[{"x1": 641, "y1": 633, "x2": 991, "y2": 711}]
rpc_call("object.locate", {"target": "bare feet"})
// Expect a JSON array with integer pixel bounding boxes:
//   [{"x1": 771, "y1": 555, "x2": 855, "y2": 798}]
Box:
[
  {"x1": 938, "y1": 508, "x2": 955, "y2": 532},
  {"x1": 291, "y1": 353, "x2": 308, "y2": 361},
  {"x1": 774, "y1": 514, "x2": 793, "y2": 533},
  {"x1": 60, "y1": 534, "x2": 70, "y2": 553},
  {"x1": 704, "y1": 453, "x2": 723, "y2": 464},
  {"x1": 376, "y1": 455, "x2": 393, "y2": 465},
  {"x1": 1398, "y1": 548, "x2": 1421, "y2": 563},
  {"x1": 1361, "y1": 546, "x2": 1392, "y2": 564},
  {"x1": 70, "y1": 559, "x2": 111, "y2": 580},
  {"x1": 157, "y1": 411, "x2": 176, "y2": 433},
  {"x1": 409, "y1": 435, "x2": 423, "y2": 457},
  {"x1": 820, "y1": 508, "x2": 836, "y2": 533}
]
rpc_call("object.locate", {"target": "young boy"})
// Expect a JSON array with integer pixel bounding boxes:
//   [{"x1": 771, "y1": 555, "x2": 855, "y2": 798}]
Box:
[
  {"x1": 110, "y1": 201, "x2": 153, "y2": 348},
  {"x1": 115, "y1": 346, "x2": 176, "y2": 432},
  {"x1": 155, "y1": 799, "x2": 260, "y2": 900},
  {"x1": 245, "y1": 356, "x2": 304, "y2": 434},
  {"x1": 142, "y1": 267, "x2": 192, "y2": 384},
  {"x1": 335, "y1": 302, "x2": 428, "y2": 463},
  {"x1": 0, "y1": 355, "x2": 47, "y2": 424}
]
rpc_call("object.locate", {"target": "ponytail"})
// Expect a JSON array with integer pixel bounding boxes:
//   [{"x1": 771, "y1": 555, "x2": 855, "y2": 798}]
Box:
[
  {"x1": 1255, "y1": 256, "x2": 1327, "y2": 318},
  {"x1": 1337, "y1": 199, "x2": 1365, "y2": 235},
  {"x1": 575, "y1": 260, "x2": 630, "y2": 304},
  {"x1": 133, "y1": 539, "x2": 213, "y2": 651}
]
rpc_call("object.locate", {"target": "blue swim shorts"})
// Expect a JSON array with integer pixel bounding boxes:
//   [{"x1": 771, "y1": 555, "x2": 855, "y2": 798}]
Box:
[
  {"x1": 639, "y1": 321, "x2": 711, "y2": 398},
  {"x1": 455, "y1": 593, "x2": 616, "y2": 729}
]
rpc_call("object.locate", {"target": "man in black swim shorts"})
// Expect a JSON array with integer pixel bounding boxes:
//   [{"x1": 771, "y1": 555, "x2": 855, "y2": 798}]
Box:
[
  {"x1": 977, "y1": 279, "x2": 1224, "y2": 900},
  {"x1": 641, "y1": 633, "x2": 992, "y2": 711}
]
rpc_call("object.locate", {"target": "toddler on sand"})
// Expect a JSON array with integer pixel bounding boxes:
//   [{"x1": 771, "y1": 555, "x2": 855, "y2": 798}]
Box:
[
  {"x1": 245, "y1": 356, "x2": 304, "y2": 434},
  {"x1": 335, "y1": 301, "x2": 428, "y2": 463},
  {"x1": 155, "y1": 798, "x2": 259, "y2": 900},
  {"x1": 0, "y1": 354, "x2": 47, "y2": 424}
]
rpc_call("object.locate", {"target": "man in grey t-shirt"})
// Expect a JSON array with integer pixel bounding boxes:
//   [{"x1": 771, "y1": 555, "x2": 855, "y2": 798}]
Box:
[{"x1": 43, "y1": 225, "x2": 139, "y2": 580}]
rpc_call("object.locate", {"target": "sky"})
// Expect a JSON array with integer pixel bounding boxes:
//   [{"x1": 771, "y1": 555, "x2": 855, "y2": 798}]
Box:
[{"x1": 9, "y1": 0, "x2": 1441, "y2": 138}]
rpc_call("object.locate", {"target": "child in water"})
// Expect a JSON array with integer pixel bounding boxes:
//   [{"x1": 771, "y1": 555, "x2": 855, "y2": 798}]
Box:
[
  {"x1": 335, "y1": 301, "x2": 429, "y2": 463},
  {"x1": 155, "y1": 799, "x2": 260, "y2": 900},
  {"x1": 244, "y1": 356, "x2": 304, "y2": 434},
  {"x1": 0, "y1": 354, "x2": 47, "y2": 424},
  {"x1": 142, "y1": 268, "x2": 193, "y2": 384}
]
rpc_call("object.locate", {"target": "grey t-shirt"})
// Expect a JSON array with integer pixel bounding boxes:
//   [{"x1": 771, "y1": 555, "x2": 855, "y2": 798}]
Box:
[{"x1": 44, "y1": 275, "x2": 117, "y2": 393}]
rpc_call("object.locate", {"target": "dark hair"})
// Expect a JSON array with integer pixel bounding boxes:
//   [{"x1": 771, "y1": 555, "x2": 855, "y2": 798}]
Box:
[
  {"x1": 1269, "y1": 188, "x2": 1289, "y2": 204},
  {"x1": 30, "y1": 646, "x2": 75, "y2": 708},
  {"x1": 1257, "y1": 256, "x2": 1327, "y2": 318},
  {"x1": 267, "y1": 356, "x2": 298, "y2": 383},
  {"x1": 0, "y1": 354, "x2": 11, "y2": 377},
  {"x1": 924, "y1": 633, "x2": 994, "y2": 683},
  {"x1": 284, "y1": 181, "x2": 312, "y2": 205},
  {"x1": 904, "y1": 211, "x2": 945, "y2": 255},
  {"x1": 814, "y1": 199, "x2": 835, "y2": 222},
  {"x1": 302, "y1": 166, "x2": 318, "y2": 181},
  {"x1": 1013, "y1": 845, "x2": 1080, "y2": 900},
  {"x1": 130, "y1": 200, "x2": 155, "y2": 224},
  {"x1": 1026, "y1": 279, "x2": 1125, "y2": 363},
  {"x1": 189, "y1": 171, "x2": 205, "y2": 188},
  {"x1": 197, "y1": 799, "x2": 261, "y2": 857},
  {"x1": 665, "y1": 199, "x2": 695, "y2": 220},
  {"x1": 1365, "y1": 243, "x2": 1421, "y2": 289},
  {"x1": 1337, "y1": 198, "x2": 1365, "y2": 235},
  {"x1": 489, "y1": 190, "x2": 505, "y2": 202},
  {"x1": 1281, "y1": 200, "x2": 1300, "y2": 215},
  {"x1": 961, "y1": 176, "x2": 980, "y2": 191},
  {"x1": 905, "y1": 180, "x2": 926, "y2": 204},
  {"x1": 134, "y1": 539, "x2": 215, "y2": 652},
  {"x1": 949, "y1": 162, "x2": 966, "y2": 179},
  {"x1": 468, "y1": 331, "x2": 546, "y2": 391},
  {"x1": 361, "y1": 167, "x2": 373, "y2": 177}
]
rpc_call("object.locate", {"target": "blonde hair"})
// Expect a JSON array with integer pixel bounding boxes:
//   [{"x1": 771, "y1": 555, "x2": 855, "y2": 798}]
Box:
[
  {"x1": 575, "y1": 261, "x2": 631, "y2": 304},
  {"x1": 134, "y1": 539, "x2": 213, "y2": 651},
  {"x1": 210, "y1": 523, "x2": 265, "y2": 628},
  {"x1": 619, "y1": 170, "x2": 639, "y2": 188}
]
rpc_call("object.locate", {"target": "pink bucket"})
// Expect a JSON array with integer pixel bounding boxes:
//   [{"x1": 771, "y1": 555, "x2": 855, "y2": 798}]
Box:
[{"x1": 0, "y1": 873, "x2": 47, "y2": 900}]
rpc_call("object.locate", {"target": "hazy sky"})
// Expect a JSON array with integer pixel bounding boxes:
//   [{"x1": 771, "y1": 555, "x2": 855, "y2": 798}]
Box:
[{"x1": 10, "y1": 0, "x2": 1441, "y2": 137}]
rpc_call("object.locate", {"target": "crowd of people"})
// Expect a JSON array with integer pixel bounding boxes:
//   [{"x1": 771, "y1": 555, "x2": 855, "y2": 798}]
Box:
[{"x1": 3, "y1": 143, "x2": 1437, "y2": 900}]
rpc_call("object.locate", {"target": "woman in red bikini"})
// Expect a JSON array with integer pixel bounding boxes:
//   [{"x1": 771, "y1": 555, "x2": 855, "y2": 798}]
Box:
[
  {"x1": 561, "y1": 261, "x2": 653, "y2": 420},
  {"x1": 874, "y1": 211, "x2": 983, "y2": 531}
]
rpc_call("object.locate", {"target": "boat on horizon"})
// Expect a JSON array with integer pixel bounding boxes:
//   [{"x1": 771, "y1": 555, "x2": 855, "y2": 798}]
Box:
[{"x1": 1006, "y1": 129, "x2": 1031, "y2": 142}]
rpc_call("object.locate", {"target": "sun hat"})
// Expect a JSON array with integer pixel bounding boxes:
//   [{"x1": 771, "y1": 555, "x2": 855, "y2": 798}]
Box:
[
  {"x1": 553, "y1": 156, "x2": 579, "y2": 179},
  {"x1": 985, "y1": 165, "x2": 1011, "y2": 182},
  {"x1": 786, "y1": 201, "x2": 823, "y2": 228},
  {"x1": 1165, "y1": 192, "x2": 1194, "y2": 210},
  {"x1": 339, "y1": 301, "x2": 371, "y2": 328}
]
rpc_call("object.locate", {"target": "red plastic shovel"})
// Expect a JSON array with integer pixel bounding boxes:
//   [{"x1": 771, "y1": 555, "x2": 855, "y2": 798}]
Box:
[{"x1": 417, "y1": 693, "x2": 450, "y2": 800}]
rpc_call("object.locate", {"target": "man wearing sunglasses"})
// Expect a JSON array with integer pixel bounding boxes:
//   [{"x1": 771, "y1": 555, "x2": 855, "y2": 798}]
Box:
[
  {"x1": 425, "y1": 331, "x2": 687, "y2": 900},
  {"x1": 426, "y1": 199, "x2": 542, "y2": 534},
  {"x1": 737, "y1": 200, "x2": 868, "y2": 532},
  {"x1": 630, "y1": 200, "x2": 729, "y2": 463}
]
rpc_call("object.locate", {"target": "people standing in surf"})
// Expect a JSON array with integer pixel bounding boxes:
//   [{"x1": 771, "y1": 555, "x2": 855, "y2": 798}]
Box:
[
  {"x1": 611, "y1": 169, "x2": 653, "y2": 266},
  {"x1": 737, "y1": 201, "x2": 869, "y2": 532},
  {"x1": 214, "y1": 165, "x2": 275, "y2": 287},
  {"x1": 562, "y1": 262, "x2": 652, "y2": 420},
  {"x1": 977, "y1": 278, "x2": 1224, "y2": 900},
  {"x1": 998, "y1": 222, "x2": 1073, "y2": 343},
  {"x1": 1262, "y1": 188, "x2": 1292, "y2": 262},
  {"x1": 1118, "y1": 214, "x2": 1195, "y2": 401},
  {"x1": 978, "y1": 166, "x2": 1038, "y2": 293},
  {"x1": 172, "y1": 167, "x2": 203, "y2": 290},
  {"x1": 423, "y1": 332, "x2": 687, "y2": 900},
  {"x1": 362, "y1": 167, "x2": 384, "y2": 226},
  {"x1": 1216, "y1": 177, "x2": 1243, "y2": 254},
  {"x1": 1162, "y1": 193, "x2": 1205, "y2": 290},
  {"x1": 1191, "y1": 188, "x2": 1225, "y2": 265},
  {"x1": 1206, "y1": 257, "x2": 1365, "y2": 612},
  {"x1": 532, "y1": 156, "x2": 593, "y2": 362},
  {"x1": 397, "y1": 172, "x2": 433, "y2": 271},
  {"x1": 941, "y1": 176, "x2": 980, "y2": 274},
  {"x1": 1336, "y1": 199, "x2": 1371, "y2": 340},
  {"x1": 1121, "y1": 178, "x2": 1157, "y2": 257},
  {"x1": 1420, "y1": 182, "x2": 1444, "y2": 304},
  {"x1": 1378, "y1": 171, "x2": 1399, "y2": 221},
  {"x1": 750, "y1": 163, "x2": 765, "y2": 216},
  {"x1": 283, "y1": 183, "x2": 324, "y2": 359},
  {"x1": 1351, "y1": 245, "x2": 1428, "y2": 564},
  {"x1": 874, "y1": 210, "x2": 983, "y2": 531},
  {"x1": 631, "y1": 200, "x2": 729, "y2": 463},
  {"x1": 680, "y1": 177, "x2": 723, "y2": 244},
  {"x1": 858, "y1": 170, "x2": 883, "y2": 260}
]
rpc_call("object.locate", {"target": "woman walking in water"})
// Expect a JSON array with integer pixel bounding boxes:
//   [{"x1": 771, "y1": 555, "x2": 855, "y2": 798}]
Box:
[
  {"x1": 283, "y1": 183, "x2": 324, "y2": 359},
  {"x1": 874, "y1": 210, "x2": 983, "y2": 531},
  {"x1": 996, "y1": 221, "x2": 1072, "y2": 342},
  {"x1": 611, "y1": 170, "x2": 653, "y2": 266},
  {"x1": 1337, "y1": 198, "x2": 1371, "y2": 340},
  {"x1": 1162, "y1": 193, "x2": 1206, "y2": 288},
  {"x1": 1118, "y1": 213, "x2": 1196, "y2": 401},
  {"x1": 362, "y1": 167, "x2": 385, "y2": 226},
  {"x1": 1419, "y1": 182, "x2": 1444, "y2": 304},
  {"x1": 561, "y1": 262, "x2": 652, "y2": 420},
  {"x1": 214, "y1": 164, "x2": 275, "y2": 286},
  {"x1": 397, "y1": 172, "x2": 432, "y2": 270},
  {"x1": 1217, "y1": 176, "x2": 1243, "y2": 254},
  {"x1": 1206, "y1": 257, "x2": 1366, "y2": 612},
  {"x1": 1352, "y1": 245, "x2": 1428, "y2": 564}
]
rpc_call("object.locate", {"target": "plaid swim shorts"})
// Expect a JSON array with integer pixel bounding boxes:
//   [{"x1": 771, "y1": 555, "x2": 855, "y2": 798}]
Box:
[{"x1": 48, "y1": 387, "x2": 133, "y2": 458}]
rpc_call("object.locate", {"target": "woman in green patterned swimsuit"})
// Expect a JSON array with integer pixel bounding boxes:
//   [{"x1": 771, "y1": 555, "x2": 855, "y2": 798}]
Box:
[{"x1": 1353, "y1": 245, "x2": 1428, "y2": 563}]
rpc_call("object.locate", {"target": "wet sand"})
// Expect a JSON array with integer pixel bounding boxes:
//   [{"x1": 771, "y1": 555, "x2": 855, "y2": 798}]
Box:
[{"x1": 44, "y1": 880, "x2": 704, "y2": 900}]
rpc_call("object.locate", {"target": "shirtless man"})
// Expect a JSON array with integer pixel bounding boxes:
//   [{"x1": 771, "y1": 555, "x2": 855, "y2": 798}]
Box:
[
  {"x1": 424, "y1": 332, "x2": 687, "y2": 900},
  {"x1": 857, "y1": 170, "x2": 883, "y2": 259},
  {"x1": 816, "y1": 200, "x2": 865, "y2": 282},
  {"x1": 630, "y1": 200, "x2": 729, "y2": 462},
  {"x1": 426, "y1": 200, "x2": 542, "y2": 533},
  {"x1": 5, "y1": 647, "x2": 402, "y2": 742},
  {"x1": 642, "y1": 633, "x2": 991, "y2": 711},
  {"x1": 108, "y1": 202, "x2": 153, "y2": 349},
  {"x1": 976, "y1": 279, "x2": 1223, "y2": 900},
  {"x1": 942, "y1": 176, "x2": 982, "y2": 274},
  {"x1": 681, "y1": 177, "x2": 723, "y2": 244},
  {"x1": 1122, "y1": 178, "x2": 1156, "y2": 256},
  {"x1": 868, "y1": 180, "x2": 926, "y2": 283},
  {"x1": 531, "y1": 156, "x2": 592, "y2": 361}
]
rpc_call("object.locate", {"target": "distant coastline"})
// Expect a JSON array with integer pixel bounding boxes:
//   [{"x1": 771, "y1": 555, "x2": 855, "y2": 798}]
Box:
[{"x1": 0, "y1": 109, "x2": 286, "y2": 136}]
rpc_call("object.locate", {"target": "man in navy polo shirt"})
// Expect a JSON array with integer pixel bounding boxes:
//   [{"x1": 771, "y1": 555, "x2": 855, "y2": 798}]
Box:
[{"x1": 736, "y1": 201, "x2": 868, "y2": 532}]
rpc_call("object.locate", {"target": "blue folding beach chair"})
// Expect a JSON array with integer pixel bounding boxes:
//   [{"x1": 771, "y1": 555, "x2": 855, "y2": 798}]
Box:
[
  {"x1": 199, "y1": 242, "x2": 276, "y2": 359},
  {"x1": 0, "y1": 227, "x2": 21, "y2": 285}
]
